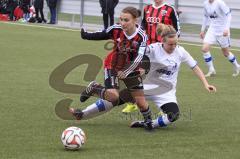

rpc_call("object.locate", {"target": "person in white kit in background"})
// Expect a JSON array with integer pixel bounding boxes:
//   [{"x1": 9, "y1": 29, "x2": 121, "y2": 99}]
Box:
[
  {"x1": 69, "y1": 24, "x2": 217, "y2": 129},
  {"x1": 200, "y1": 0, "x2": 240, "y2": 77}
]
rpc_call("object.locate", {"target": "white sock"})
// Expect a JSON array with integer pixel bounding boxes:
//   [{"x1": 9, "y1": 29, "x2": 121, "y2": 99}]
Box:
[
  {"x1": 152, "y1": 114, "x2": 171, "y2": 128},
  {"x1": 227, "y1": 52, "x2": 239, "y2": 67},
  {"x1": 82, "y1": 99, "x2": 114, "y2": 120},
  {"x1": 203, "y1": 52, "x2": 215, "y2": 71}
]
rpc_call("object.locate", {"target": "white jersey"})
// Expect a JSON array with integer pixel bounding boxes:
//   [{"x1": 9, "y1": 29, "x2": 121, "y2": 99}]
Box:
[
  {"x1": 143, "y1": 43, "x2": 197, "y2": 107},
  {"x1": 202, "y1": 0, "x2": 231, "y2": 35}
]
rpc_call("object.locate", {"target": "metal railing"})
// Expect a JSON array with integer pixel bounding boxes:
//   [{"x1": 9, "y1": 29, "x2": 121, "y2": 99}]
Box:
[{"x1": 55, "y1": 0, "x2": 240, "y2": 29}]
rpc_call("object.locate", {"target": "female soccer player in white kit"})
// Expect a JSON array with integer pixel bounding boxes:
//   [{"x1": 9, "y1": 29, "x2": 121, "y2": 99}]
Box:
[
  {"x1": 200, "y1": 0, "x2": 240, "y2": 77},
  {"x1": 69, "y1": 24, "x2": 216, "y2": 129}
]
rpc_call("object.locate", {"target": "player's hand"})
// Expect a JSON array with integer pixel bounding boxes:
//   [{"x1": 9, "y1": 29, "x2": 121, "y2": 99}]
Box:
[
  {"x1": 205, "y1": 85, "x2": 217, "y2": 93},
  {"x1": 223, "y1": 30, "x2": 229, "y2": 36},
  {"x1": 200, "y1": 31, "x2": 205, "y2": 39},
  {"x1": 81, "y1": 28, "x2": 87, "y2": 39},
  {"x1": 117, "y1": 71, "x2": 127, "y2": 79}
]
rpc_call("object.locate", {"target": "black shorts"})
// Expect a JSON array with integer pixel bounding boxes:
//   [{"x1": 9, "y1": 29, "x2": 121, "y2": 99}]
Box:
[{"x1": 104, "y1": 69, "x2": 143, "y2": 90}]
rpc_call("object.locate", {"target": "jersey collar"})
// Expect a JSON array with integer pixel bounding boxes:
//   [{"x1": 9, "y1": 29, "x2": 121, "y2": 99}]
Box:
[
  {"x1": 152, "y1": 3, "x2": 167, "y2": 9},
  {"x1": 123, "y1": 24, "x2": 140, "y2": 40}
]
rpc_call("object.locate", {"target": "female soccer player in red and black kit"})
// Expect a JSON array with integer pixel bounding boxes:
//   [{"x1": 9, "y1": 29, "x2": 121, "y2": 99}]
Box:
[
  {"x1": 122, "y1": 0, "x2": 181, "y2": 113},
  {"x1": 74, "y1": 7, "x2": 153, "y2": 130},
  {"x1": 142, "y1": 0, "x2": 180, "y2": 44}
]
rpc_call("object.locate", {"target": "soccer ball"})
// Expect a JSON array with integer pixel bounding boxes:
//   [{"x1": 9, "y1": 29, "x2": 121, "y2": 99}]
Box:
[{"x1": 61, "y1": 126, "x2": 86, "y2": 150}]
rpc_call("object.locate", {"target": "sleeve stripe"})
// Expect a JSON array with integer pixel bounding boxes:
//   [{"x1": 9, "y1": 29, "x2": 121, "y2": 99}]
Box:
[
  {"x1": 191, "y1": 62, "x2": 198, "y2": 69},
  {"x1": 123, "y1": 27, "x2": 147, "y2": 76},
  {"x1": 138, "y1": 29, "x2": 148, "y2": 43},
  {"x1": 106, "y1": 24, "x2": 122, "y2": 33},
  {"x1": 123, "y1": 54, "x2": 143, "y2": 76},
  {"x1": 124, "y1": 55, "x2": 142, "y2": 76},
  {"x1": 170, "y1": 5, "x2": 181, "y2": 33},
  {"x1": 138, "y1": 27, "x2": 147, "y2": 39}
]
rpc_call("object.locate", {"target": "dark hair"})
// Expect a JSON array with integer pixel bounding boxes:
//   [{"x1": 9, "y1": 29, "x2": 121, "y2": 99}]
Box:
[
  {"x1": 157, "y1": 24, "x2": 177, "y2": 41},
  {"x1": 121, "y1": 7, "x2": 141, "y2": 18}
]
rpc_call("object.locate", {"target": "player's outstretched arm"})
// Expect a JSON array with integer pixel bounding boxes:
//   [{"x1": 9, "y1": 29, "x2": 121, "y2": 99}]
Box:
[
  {"x1": 81, "y1": 28, "x2": 110, "y2": 40},
  {"x1": 192, "y1": 65, "x2": 217, "y2": 93}
]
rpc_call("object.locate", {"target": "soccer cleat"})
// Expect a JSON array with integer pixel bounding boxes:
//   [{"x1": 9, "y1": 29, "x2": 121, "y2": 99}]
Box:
[
  {"x1": 143, "y1": 119, "x2": 153, "y2": 131},
  {"x1": 122, "y1": 103, "x2": 138, "y2": 113},
  {"x1": 69, "y1": 108, "x2": 83, "y2": 120},
  {"x1": 205, "y1": 69, "x2": 216, "y2": 77},
  {"x1": 80, "y1": 81, "x2": 98, "y2": 102},
  {"x1": 232, "y1": 66, "x2": 240, "y2": 77},
  {"x1": 130, "y1": 120, "x2": 144, "y2": 128}
]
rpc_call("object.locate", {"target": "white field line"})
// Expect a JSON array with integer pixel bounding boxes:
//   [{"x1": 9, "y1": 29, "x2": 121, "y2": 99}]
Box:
[
  {"x1": 0, "y1": 21, "x2": 80, "y2": 32},
  {"x1": 1, "y1": 21, "x2": 239, "y2": 52},
  {"x1": 179, "y1": 42, "x2": 240, "y2": 52}
]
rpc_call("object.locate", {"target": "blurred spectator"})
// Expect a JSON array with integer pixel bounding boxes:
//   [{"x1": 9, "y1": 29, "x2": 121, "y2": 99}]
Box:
[
  {"x1": 99, "y1": 0, "x2": 119, "y2": 29},
  {"x1": 13, "y1": 5, "x2": 23, "y2": 20},
  {"x1": 0, "y1": 0, "x2": 8, "y2": 14},
  {"x1": 34, "y1": 0, "x2": 46, "y2": 23},
  {"x1": 19, "y1": 0, "x2": 31, "y2": 20},
  {"x1": 7, "y1": 0, "x2": 18, "y2": 20},
  {"x1": 46, "y1": 0, "x2": 57, "y2": 24},
  {"x1": 0, "y1": 0, "x2": 12, "y2": 21},
  {"x1": 29, "y1": 5, "x2": 35, "y2": 18}
]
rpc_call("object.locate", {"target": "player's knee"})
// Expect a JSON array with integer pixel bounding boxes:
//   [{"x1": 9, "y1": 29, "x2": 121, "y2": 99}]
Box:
[
  {"x1": 109, "y1": 93, "x2": 119, "y2": 102},
  {"x1": 201, "y1": 44, "x2": 210, "y2": 53},
  {"x1": 201, "y1": 47, "x2": 209, "y2": 53},
  {"x1": 161, "y1": 102, "x2": 180, "y2": 122},
  {"x1": 135, "y1": 100, "x2": 148, "y2": 111},
  {"x1": 105, "y1": 90, "x2": 119, "y2": 103},
  {"x1": 221, "y1": 48, "x2": 229, "y2": 57},
  {"x1": 118, "y1": 89, "x2": 135, "y2": 106}
]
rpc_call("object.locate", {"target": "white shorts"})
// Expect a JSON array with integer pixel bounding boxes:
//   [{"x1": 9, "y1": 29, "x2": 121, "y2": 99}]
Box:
[
  {"x1": 145, "y1": 91, "x2": 177, "y2": 111},
  {"x1": 204, "y1": 30, "x2": 230, "y2": 48}
]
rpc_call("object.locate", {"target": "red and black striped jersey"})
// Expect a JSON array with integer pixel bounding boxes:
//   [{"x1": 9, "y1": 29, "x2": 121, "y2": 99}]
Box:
[
  {"x1": 104, "y1": 24, "x2": 147, "y2": 76},
  {"x1": 80, "y1": 24, "x2": 148, "y2": 76},
  {"x1": 142, "y1": 3, "x2": 180, "y2": 44}
]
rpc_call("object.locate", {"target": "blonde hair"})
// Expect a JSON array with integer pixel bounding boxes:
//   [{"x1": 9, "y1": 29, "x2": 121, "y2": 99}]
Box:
[{"x1": 157, "y1": 24, "x2": 177, "y2": 42}]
